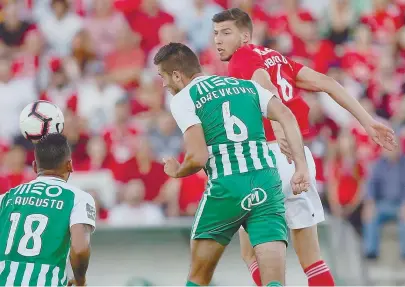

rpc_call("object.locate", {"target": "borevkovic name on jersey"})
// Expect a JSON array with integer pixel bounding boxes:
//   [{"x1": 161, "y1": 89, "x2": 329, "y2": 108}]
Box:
[{"x1": 195, "y1": 86, "x2": 257, "y2": 110}]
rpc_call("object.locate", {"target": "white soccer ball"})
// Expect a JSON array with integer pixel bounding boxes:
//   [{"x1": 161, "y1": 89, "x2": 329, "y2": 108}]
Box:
[{"x1": 19, "y1": 101, "x2": 65, "y2": 141}]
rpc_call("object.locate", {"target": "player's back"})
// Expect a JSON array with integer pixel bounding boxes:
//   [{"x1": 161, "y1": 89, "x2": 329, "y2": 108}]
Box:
[
  {"x1": 0, "y1": 176, "x2": 92, "y2": 286},
  {"x1": 228, "y1": 44, "x2": 310, "y2": 141},
  {"x1": 171, "y1": 75, "x2": 275, "y2": 180}
]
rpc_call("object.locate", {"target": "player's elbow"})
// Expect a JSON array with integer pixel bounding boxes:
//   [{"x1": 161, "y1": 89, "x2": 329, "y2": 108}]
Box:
[
  {"x1": 316, "y1": 74, "x2": 336, "y2": 93},
  {"x1": 188, "y1": 150, "x2": 209, "y2": 169}
]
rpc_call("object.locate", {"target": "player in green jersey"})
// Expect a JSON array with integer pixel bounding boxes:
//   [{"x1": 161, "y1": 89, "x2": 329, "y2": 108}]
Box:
[
  {"x1": 154, "y1": 43, "x2": 310, "y2": 286},
  {"x1": 0, "y1": 133, "x2": 96, "y2": 287}
]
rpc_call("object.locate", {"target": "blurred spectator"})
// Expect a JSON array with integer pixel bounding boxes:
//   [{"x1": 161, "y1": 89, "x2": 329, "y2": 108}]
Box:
[
  {"x1": 63, "y1": 110, "x2": 90, "y2": 170},
  {"x1": 102, "y1": 99, "x2": 138, "y2": 182},
  {"x1": 40, "y1": 57, "x2": 77, "y2": 113},
  {"x1": 39, "y1": 0, "x2": 83, "y2": 56},
  {"x1": 2, "y1": 145, "x2": 35, "y2": 189},
  {"x1": 76, "y1": 68, "x2": 126, "y2": 135},
  {"x1": 327, "y1": 132, "x2": 365, "y2": 235},
  {"x1": 64, "y1": 30, "x2": 98, "y2": 81},
  {"x1": 11, "y1": 29, "x2": 43, "y2": 80},
  {"x1": 75, "y1": 136, "x2": 116, "y2": 172},
  {"x1": 0, "y1": 2, "x2": 35, "y2": 54},
  {"x1": 147, "y1": 111, "x2": 182, "y2": 161},
  {"x1": 108, "y1": 179, "x2": 164, "y2": 226},
  {"x1": 126, "y1": 0, "x2": 174, "y2": 55},
  {"x1": 87, "y1": 189, "x2": 109, "y2": 222},
  {"x1": 131, "y1": 77, "x2": 165, "y2": 121},
  {"x1": 0, "y1": 57, "x2": 36, "y2": 141},
  {"x1": 125, "y1": 136, "x2": 169, "y2": 203},
  {"x1": 104, "y1": 25, "x2": 144, "y2": 90},
  {"x1": 85, "y1": 0, "x2": 129, "y2": 58},
  {"x1": 325, "y1": 0, "x2": 355, "y2": 45},
  {"x1": 176, "y1": 0, "x2": 222, "y2": 53},
  {"x1": 363, "y1": 146, "x2": 405, "y2": 259}
]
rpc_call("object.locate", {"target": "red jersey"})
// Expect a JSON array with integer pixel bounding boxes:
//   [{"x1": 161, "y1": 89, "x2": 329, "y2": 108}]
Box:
[{"x1": 228, "y1": 44, "x2": 309, "y2": 141}]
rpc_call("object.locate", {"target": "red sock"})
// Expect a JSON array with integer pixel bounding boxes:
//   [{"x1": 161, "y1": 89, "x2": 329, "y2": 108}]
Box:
[
  {"x1": 304, "y1": 260, "x2": 335, "y2": 286},
  {"x1": 249, "y1": 261, "x2": 262, "y2": 286}
]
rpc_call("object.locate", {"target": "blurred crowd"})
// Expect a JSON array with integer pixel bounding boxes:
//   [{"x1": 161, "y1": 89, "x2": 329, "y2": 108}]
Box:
[{"x1": 0, "y1": 0, "x2": 404, "y2": 259}]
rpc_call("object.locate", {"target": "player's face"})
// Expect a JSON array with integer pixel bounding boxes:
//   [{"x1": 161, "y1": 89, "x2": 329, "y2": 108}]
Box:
[
  {"x1": 157, "y1": 65, "x2": 183, "y2": 95},
  {"x1": 214, "y1": 21, "x2": 247, "y2": 61}
]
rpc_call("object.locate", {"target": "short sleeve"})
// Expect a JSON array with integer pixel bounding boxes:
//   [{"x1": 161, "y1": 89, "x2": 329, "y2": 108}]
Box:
[
  {"x1": 228, "y1": 47, "x2": 266, "y2": 80},
  {"x1": 70, "y1": 191, "x2": 96, "y2": 232},
  {"x1": 251, "y1": 81, "x2": 275, "y2": 118},
  {"x1": 170, "y1": 93, "x2": 201, "y2": 133},
  {"x1": 287, "y1": 57, "x2": 304, "y2": 79}
]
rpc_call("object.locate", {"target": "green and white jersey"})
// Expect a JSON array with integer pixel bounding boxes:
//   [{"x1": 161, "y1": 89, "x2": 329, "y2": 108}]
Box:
[
  {"x1": 170, "y1": 75, "x2": 276, "y2": 179},
  {"x1": 0, "y1": 176, "x2": 96, "y2": 286}
]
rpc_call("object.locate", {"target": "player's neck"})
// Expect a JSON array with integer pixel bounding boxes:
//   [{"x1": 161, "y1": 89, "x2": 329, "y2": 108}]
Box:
[
  {"x1": 37, "y1": 171, "x2": 67, "y2": 182},
  {"x1": 189, "y1": 73, "x2": 205, "y2": 83}
]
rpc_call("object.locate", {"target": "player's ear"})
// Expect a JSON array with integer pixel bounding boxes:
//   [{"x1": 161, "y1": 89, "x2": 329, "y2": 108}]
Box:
[
  {"x1": 242, "y1": 31, "x2": 250, "y2": 44},
  {"x1": 67, "y1": 159, "x2": 73, "y2": 173},
  {"x1": 172, "y1": 70, "x2": 181, "y2": 82},
  {"x1": 32, "y1": 161, "x2": 37, "y2": 174}
]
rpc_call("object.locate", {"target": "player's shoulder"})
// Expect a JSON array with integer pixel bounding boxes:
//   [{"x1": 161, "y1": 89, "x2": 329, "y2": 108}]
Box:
[
  {"x1": 171, "y1": 76, "x2": 212, "y2": 107},
  {"x1": 35, "y1": 177, "x2": 93, "y2": 203}
]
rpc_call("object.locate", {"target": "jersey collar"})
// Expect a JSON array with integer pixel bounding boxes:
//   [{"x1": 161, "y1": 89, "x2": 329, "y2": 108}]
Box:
[{"x1": 36, "y1": 176, "x2": 66, "y2": 183}]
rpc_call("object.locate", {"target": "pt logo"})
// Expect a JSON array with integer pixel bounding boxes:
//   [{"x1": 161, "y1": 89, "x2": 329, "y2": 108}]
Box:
[{"x1": 241, "y1": 188, "x2": 267, "y2": 211}]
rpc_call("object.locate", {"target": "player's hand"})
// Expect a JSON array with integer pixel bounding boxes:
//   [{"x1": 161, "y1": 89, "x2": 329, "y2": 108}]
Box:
[
  {"x1": 363, "y1": 119, "x2": 397, "y2": 151},
  {"x1": 277, "y1": 137, "x2": 293, "y2": 164},
  {"x1": 290, "y1": 169, "x2": 310, "y2": 195},
  {"x1": 67, "y1": 279, "x2": 86, "y2": 286},
  {"x1": 163, "y1": 157, "x2": 181, "y2": 178}
]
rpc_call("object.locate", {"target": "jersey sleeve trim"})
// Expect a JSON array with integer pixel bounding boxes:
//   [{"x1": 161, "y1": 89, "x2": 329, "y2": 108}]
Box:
[
  {"x1": 170, "y1": 90, "x2": 201, "y2": 133},
  {"x1": 251, "y1": 81, "x2": 275, "y2": 118}
]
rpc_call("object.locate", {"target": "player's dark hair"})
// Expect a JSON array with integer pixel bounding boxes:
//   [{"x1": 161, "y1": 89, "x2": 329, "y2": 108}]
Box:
[
  {"x1": 153, "y1": 42, "x2": 202, "y2": 77},
  {"x1": 212, "y1": 8, "x2": 253, "y2": 35},
  {"x1": 34, "y1": 133, "x2": 71, "y2": 170}
]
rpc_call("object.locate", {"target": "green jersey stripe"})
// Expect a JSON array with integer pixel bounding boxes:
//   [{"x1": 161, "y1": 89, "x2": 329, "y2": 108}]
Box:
[
  {"x1": 207, "y1": 146, "x2": 218, "y2": 179},
  {"x1": 22, "y1": 262, "x2": 34, "y2": 286},
  {"x1": 0, "y1": 260, "x2": 10, "y2": 286},
  {"x1": 219, "y1": 144, "x2": 232, "y2": 176},
  {"x1": 6, "y1": 261, "x2": 18, "y2": 285},
  {"x1": 234, "y1": 142, "x2": 248, "y2": 173},
  {"x1": 51, "y1": 266, "x2": 60, "y2": 286},
  {"x1": 38, "y1": 264, "x2": 50, "y2": 286},
  {"x1": 262, "y1": 142, "x2": 275, "y2": 167},
  {"x1": 248, "y1": 141, "x2": 263, "y2": 169}
]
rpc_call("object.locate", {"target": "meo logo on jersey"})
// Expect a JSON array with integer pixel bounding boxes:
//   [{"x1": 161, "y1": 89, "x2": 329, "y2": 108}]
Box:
[{"x1": 241, "y1": 188, "x2": 267, "y2": 211}]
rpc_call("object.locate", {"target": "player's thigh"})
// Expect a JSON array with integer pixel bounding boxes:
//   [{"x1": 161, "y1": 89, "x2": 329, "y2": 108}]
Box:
[
  {"x1": 271, "y1": 143, "x2": 325, "y2": 229},
  {"x1": 188, "y1": 239, "x2": 226, "y2": 284},
  {"x1": 191, "y1": 178, "x2": 248, "y2": 246},
  {"x1": 244, "y1": 168, "x2": 288, "y2": 248}
]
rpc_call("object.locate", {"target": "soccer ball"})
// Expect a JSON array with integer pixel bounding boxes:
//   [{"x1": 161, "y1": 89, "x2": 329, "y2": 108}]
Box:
[{"x1": 19, "y1": 101, "x2": 65, "y2": 141}]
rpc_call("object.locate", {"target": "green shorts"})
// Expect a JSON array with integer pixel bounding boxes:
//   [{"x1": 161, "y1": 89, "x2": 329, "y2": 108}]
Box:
[{"x1": 191, "y1": 168, "x2": 288, "y2": 247}]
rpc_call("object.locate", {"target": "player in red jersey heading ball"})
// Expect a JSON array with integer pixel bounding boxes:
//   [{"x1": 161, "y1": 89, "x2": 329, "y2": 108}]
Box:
[{"x1": 212, "y1": 8, "x2": 397, "y2": 287}]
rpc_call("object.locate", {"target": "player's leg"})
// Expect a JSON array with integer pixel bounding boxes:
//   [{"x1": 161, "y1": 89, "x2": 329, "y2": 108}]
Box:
[
  {"x1": 187, "y1": 179, "x2": 248, "y2": 285},
  {"x1": 245, "y1": 168, "x2": 288, "y2": 286},
  {"x1": 284, "y1": 146, "x2": 334, "y2": 286},
  {"x1": 239, "y1": 228, "x2": 262, "y2": 286},
  {"x1": 187, "y1": 239, "x2": 226, "y2": 286}
]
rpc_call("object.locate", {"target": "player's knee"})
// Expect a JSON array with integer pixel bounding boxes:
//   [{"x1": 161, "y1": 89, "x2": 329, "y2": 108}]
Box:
[
  {"x1": 291, "y1": 226, "x2": 322, "y2": 269},
  {"x1": 188, "y1": 261, "x2": 215, "y2": 285}
]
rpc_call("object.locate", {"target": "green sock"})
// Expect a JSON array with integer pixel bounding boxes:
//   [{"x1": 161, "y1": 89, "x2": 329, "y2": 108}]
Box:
[
  {"x1": 186, "y1": 281, "x2": 200, "y2": 286},
  {"x1": 266, "y1": 281, "x2": 282, "y2": 286}
]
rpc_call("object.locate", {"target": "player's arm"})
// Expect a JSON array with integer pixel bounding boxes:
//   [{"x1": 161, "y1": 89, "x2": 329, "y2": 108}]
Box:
[
  {"x1": 296, "y1": 66, "x2": 397, "y2": 150},
  {"x1": 69, "y1": 192, "x2": 96, "y2": 286},
  {"x1": 165, "y1": 94, "x2": 209, "y2": 178},
  {"x1": 253, "y1": 81, "x2": 306, "y2": 170},
  {"x1": 69, "y1": 224, "x2": 92, "y2": 286}
]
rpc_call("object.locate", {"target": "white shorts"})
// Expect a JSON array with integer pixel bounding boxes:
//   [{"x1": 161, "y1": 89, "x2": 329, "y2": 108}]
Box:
[{"x1": 268, "y1": 142, "x2": 325, "y2": 229}]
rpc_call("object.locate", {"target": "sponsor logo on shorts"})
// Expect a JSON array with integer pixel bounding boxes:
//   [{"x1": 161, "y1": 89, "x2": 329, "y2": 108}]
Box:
[{"x1": 241, "y1": 188, "x2": 267, "y2": 211}]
